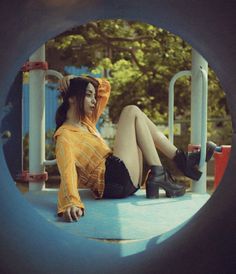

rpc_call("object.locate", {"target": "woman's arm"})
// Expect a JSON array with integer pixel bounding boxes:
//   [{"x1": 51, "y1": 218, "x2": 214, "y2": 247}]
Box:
[
  {"x1": 93, "y1": 78, "x2": 111, "y2": 123},
  {"x1": 56, "y1": 135, "x2": 85, "y2": 222}
]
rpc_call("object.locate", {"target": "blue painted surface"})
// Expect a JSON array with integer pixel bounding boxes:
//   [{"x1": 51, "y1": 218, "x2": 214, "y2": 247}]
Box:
[
  {"x1": 24, "y1": 189, "x2": 210, "y2": 240},
  {"x1": 22, "y1": 83, "x2": 58, "y2": 134},
  {"x1": 1, "y1": 72, "x2": 23, "y2": 179},
  {"x1": 64, "y1": 65, "x2": 102, "y2": 79}
]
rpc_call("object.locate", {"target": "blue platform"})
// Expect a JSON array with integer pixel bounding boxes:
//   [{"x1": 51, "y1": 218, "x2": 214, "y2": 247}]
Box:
[{"x1": 24, "y1": 189, "x2": 210, "y2": 240}]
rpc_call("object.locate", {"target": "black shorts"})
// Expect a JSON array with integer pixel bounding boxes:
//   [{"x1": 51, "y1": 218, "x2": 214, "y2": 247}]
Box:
[{"x1": 103, "y1": 155, "x2": 139, "y2": 199}]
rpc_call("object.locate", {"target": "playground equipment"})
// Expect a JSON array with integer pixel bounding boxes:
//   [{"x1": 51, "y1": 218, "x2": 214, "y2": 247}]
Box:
[
  {"x1": 168, "y1": 49, "x2": 208, "y2": 193},
  {"x1": 25, "y1": 46, "x2": 208, "y2": 193},
  {"x1": 214, "y1": 145, "x2": 232, "y2": 189},
  {"x1": 22, "y1": 45, "x2": 63, "y2": 191},
  {"x1": 0, "y1": 1, "x2": 236, "y2": 274}
]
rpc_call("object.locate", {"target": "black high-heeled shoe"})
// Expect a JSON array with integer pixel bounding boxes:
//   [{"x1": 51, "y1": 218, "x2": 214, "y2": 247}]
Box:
[
  {"x1": 173, "y1": 141, "x2": 217, "y2": 180},
  {"x1": 146, "y1": 166, "x2": 186, "y2": 199}
]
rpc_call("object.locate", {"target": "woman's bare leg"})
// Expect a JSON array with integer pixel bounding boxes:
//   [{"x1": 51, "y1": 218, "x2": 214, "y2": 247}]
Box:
[
  {"x1": 113, "y1": 105, "x2": 161, "y2": 187},
  {"x1": 139, "y1": 109, "x2": 210, "y2": 181},
  {"x1": 141, "y1": 112, "x2": 177, "y2": 159}
]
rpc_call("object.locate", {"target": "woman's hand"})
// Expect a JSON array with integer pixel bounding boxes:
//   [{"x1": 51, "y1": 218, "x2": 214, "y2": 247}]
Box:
[
  {"x1": 63, "y1": 205, "x2": 84, "y2": 222},
  {"x1": 58, "y1": 75, "x2": 76, "y2": 92}
]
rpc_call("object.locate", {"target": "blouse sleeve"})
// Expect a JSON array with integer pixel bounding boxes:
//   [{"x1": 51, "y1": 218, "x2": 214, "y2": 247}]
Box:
[
  {"x1": 93, "y1": 78, "x2": 111, "y2": 123},
  {"x1": 55, "y1": 135, "x2": 85, "y2": 216}
]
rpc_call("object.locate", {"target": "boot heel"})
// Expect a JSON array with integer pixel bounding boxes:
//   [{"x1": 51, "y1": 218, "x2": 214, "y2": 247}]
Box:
[
  {"x1": 146, "y1": 166, "x2": 185, "y2": 199},
  {"x1": 185, "y1": 167, "x2": 202, "y2": 180},
  {"x1": 146, "y1": 181, "x2": 159, "y2": 199}
]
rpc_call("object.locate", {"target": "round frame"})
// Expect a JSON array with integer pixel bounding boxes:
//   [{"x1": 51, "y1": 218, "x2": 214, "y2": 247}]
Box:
[{"x1": 0, "y1": 1, "x2": 236, "y2": 273}]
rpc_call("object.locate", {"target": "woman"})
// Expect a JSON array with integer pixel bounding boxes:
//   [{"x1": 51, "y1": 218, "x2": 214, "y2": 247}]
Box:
[{"x1": 54, "y1": 75, "x2": 216, "y2": 222}]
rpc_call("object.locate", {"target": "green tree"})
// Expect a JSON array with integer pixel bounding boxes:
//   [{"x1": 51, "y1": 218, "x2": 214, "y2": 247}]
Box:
[{"x1": 46, "y1": 19, "x2": 231, "y2": 145}]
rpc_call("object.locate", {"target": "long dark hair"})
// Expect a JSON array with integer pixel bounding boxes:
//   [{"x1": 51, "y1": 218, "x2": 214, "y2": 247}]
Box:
[{"x1": 55, "y1": 76, "x2": 99, "y2": 131}]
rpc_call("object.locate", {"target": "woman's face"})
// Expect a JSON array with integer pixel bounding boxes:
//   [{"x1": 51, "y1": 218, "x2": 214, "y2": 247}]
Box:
[{"x1": 84, "y1": 83, "x2": 96, "y2": 117}]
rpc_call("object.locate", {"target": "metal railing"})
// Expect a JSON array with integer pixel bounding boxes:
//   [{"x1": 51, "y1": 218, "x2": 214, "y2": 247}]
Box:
[
  {"x1": 168, "y1": 49, "x2": 208, "y2": 193},
  {"x1": 168, "y1": 70, "x2": 191, "y2": 144}
]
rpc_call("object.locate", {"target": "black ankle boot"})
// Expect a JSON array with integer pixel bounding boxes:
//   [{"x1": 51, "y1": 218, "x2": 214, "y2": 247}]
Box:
[
  {"x1": 173, "y1": 141, "x2": 217, "y2": 180},
  {"x1": 190, "y1": 141, "x2": 217, "y2": 162},
  {"x1": 146, "y1": 166, "x2": 186, "y2": 199}
]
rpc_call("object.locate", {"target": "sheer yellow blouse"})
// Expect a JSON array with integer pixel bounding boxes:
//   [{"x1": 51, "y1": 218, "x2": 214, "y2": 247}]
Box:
[{"x1": 54, "y1": 78, "x2": 112, "y2": 215}]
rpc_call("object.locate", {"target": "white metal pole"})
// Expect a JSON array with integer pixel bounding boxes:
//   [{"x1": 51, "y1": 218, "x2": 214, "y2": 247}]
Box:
[
  {"x1": 168, "y1": 70, "x2": 191, "y2": 144},
  {"x1": 191, "y1": 49, "x2": 208, "y2": 193},
  {"x1": 29, "y1": 45, "x2": 46, "y2": 191}
]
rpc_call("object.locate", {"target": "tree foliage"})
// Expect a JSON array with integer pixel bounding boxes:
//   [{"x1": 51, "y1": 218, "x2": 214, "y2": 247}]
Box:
[{"x1": 46, "y1": 19, "x2": 231, "y2": 143}]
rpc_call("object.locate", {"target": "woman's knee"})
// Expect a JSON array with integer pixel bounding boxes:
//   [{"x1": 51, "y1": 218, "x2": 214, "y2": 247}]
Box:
[{"x1": 121, "y1": 105, "x2": 141, "y2": 117}]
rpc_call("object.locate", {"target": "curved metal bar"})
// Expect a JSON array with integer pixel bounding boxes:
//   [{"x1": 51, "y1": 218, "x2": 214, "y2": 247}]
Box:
[
  {"x1": 45, "y1": 69, "x2": 63, "y2": 80},
  {"x1": 43, "y1": 159, "x2": 57, "y2": 166},
  {"x1": 168, "y1": 70, "x2": 191, "y2": 144}
]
